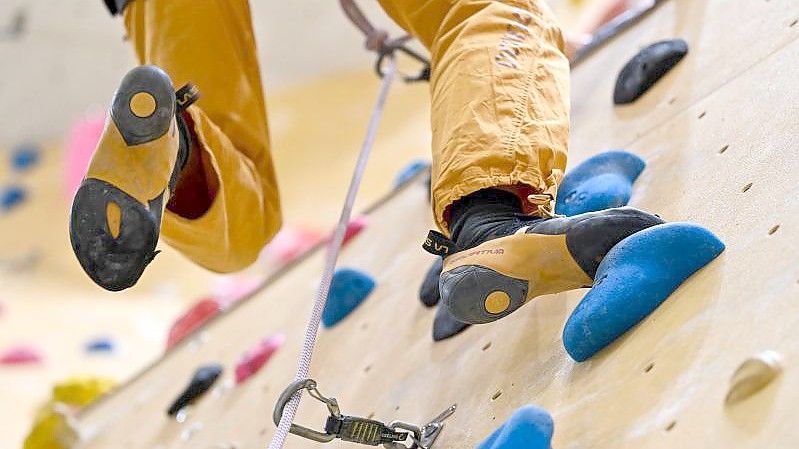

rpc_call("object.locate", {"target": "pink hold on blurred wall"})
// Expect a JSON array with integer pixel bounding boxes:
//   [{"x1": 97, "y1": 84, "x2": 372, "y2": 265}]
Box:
[{"x1": 64, "y1": 113, "x2": 105, "y2": 199}]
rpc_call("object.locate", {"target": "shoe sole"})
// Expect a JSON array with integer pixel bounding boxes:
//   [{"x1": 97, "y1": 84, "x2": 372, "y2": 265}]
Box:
[{"x1": 111, "y1": 65, "x2": 176, "y2": 146}]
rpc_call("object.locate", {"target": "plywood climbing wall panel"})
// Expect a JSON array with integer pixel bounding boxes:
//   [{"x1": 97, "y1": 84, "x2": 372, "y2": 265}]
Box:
[
  {"x1": 77, "y1": 1, "x2": 799, "y2": 448},
  {"x1": 570, "y1": 0, "x2": 799, "y2": 157}
]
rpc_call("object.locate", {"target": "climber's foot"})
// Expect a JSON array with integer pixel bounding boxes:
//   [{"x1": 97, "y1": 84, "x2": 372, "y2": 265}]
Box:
[
  {"x1": 423, "y1": 189, "x2": 663, "y2": 324},
  {"x1": 69, "y1": 65, "x2": 197, "y2": 291}
]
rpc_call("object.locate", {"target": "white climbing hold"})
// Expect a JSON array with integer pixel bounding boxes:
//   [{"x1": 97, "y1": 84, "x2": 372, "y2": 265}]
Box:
[{"x1": 725, "y1": 350, "x2": 783, "y2": 405}]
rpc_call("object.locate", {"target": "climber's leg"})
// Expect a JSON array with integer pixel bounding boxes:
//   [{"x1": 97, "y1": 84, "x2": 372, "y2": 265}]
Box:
[
  {"x1": 70, "y1": 0, "x2": 281, "y2": 291},
  {"x1": 377, "y1": 0, "x2": 662, "y2": 324}
]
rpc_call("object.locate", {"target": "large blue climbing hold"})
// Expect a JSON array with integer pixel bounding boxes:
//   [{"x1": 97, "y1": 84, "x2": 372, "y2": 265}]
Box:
[
  {"x1": 394, "y1": 159, "x2": 431, "y2": 188},
  {"x1": 322, "y1": 268, "x2": 376, "y2": 328},
  {"x1": 11, "y1": 143, "x2": 40, "y2": 172},
  {"x1": 477, "y1": 405, "x2": 553, "y2": 449},
  {"x1": 1, "y1": 186, "x2": 27, "y2": 211},
  {"x1": 555, "y1": 151, "x2": 645, "y2": 216},
  {"x1": 563, "y1": 222, "x2": 725, "y2": 362}
]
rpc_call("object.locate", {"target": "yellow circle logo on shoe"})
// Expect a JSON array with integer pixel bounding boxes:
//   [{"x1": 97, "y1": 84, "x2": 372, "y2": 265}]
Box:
[
  {"x1": 130, "y1": 92, "x2": 157, "y2": 118},
  {"x1": 484, "y1": 291, "x2": 511, "y2": 314}
]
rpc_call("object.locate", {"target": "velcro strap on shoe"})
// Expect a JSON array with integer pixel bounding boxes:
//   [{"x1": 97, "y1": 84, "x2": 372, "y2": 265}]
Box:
[
  {"x1": 422, "y1": 230, "x2": 456, "y2": 257},
  {"x1": 175, "y1": 83, "x2": 201, "y2": 112}
]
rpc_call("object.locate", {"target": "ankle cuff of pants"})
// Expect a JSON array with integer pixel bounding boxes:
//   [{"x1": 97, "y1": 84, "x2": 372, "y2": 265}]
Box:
[{"x1": 434, "y1": 173, "x2": 556, "y2": 237}]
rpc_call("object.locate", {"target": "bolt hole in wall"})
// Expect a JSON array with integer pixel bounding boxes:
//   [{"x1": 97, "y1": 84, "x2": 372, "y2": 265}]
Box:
[
  {"x1": 644, "y1": 362, "x2": 655, "y2": 373},
  {"x1": 491, "y1": 390, "x2": 503, "y2": 401},
  {"x1": 741, "y1": 182, "x2": 753, "y2": 193},
  {"x1": 768, "y1": 225, "x2": 780, "y2": 235},
  {"x1": 718, "y1": 145, "x2": 729, "y2": 154},
  {"x1": 482, "y1": 341, "x2": 492, "y2": 351},
  {"x1": 665, "y1": 421, "x2": 677, "y2": 432},
  {"x1": 790, "y1": 18, "x2": 798, "y2": 27},
  {"x1": 698, "y1": 111, "x2": 707, "y2": 119}
]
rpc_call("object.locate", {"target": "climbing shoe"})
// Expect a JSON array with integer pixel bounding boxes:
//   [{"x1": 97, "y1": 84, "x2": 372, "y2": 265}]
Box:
[
  {"x1": 69, "y1": 65, "x2": 198, "y2": 291},
  {"x1": 423, "y1": 189, "x2": 664, "y2": 324}
]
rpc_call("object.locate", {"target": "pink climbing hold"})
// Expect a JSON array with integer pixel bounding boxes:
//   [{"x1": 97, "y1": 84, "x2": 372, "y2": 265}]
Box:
[
  {"x1": 64, "y1": 113, "x2": 105, "y2": 198},
  {"x1": 235, "y1": 334, "x2": 285, "y2": 384},
  {"x1": 263, "y1": 226, "x2": 323, "y2": 266},
  {"x1": 1, "y1": 344, "x2": 43, "y2": 365},
  {"x1": 341, "y1": 215, "x2": 369, "y2": 246},
  {"x1": 166, "y1": 297, "x2": 223, "y2": 349}
]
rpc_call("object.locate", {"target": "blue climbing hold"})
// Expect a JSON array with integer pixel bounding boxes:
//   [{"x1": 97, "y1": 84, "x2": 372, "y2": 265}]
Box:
[
  {"x1": 85, "y1": 337, "x2": 115, "y2": 353},
  {"x1": 1, "y1": 186, "x2": 27, "y2": 211},
  {"x1": 563, "y1": 222, "x2": 725, "y2": 362},
  {"x1": 477, "y1": 405, "x2": 553, "y2": 449},
  {"x1": 555, "y1": 151, "x2": 645, "y2": 216},
  {"x1": 394, "y1": 159, "x2": 431, "y2": 188},
  {"x1": 11, "y1": 143, "x2": 40, "y2": 172},
  {"x1": 322, "y1": 268, "x2": 376, "y2": 328}
]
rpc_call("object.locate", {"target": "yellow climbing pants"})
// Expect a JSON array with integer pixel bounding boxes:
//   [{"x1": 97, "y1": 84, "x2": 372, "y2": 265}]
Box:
[{"x1": 123, "y1": 0, "x2": 569, "y2": 273}]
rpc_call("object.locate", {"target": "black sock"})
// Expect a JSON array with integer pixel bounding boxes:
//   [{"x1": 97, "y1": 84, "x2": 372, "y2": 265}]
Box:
[{"x1": 449, "y1": 189, "x2": 532, "y2": 250}]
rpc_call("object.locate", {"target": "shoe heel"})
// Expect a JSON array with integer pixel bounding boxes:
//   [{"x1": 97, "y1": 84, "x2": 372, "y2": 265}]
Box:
[
  {"x1": 111, "y1": 65, "x2": 176, "y2": 146},
  {"x1": 440, "y1": 265, "x2": 528, "y2": 324}
]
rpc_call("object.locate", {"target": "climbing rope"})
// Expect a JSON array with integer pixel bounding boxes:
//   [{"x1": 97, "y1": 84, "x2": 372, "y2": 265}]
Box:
[
  {"x1": 268, "y1": 4, "x2": 437, "y2": 447},
  {"x1": 267, "y1": 53, "x2": 398, "y2": 449}
]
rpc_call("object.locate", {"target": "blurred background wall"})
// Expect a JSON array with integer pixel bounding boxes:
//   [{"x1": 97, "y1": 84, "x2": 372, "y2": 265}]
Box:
[{"x1": 0, "y1": 1, "x2": 625, "y2": 447}]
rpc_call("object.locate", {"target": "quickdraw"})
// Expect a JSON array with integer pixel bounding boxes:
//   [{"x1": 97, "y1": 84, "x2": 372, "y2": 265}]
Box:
[
  {"x1": 274, "y1": 379, "x2": 455, "y2": 448},
  {"x1": 339, "y1": 0, "x2": 431, "y2": 82}
]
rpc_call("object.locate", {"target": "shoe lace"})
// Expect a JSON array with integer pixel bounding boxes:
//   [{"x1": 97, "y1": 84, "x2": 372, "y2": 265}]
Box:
[{"x1": 527, "y1": 193, "x2": 563, "y2": 219}]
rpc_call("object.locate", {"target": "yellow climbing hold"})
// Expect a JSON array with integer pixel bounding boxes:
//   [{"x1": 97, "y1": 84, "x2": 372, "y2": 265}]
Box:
[
  {"x1": 725, "y1": 350, "x2": 782, "y2": 405},
  {"x1": 484, "y1": 291, "x2": 511, "y2": 314},
  {"x1": 24, "y1": 376, "x2": 117, "y2": 449}
]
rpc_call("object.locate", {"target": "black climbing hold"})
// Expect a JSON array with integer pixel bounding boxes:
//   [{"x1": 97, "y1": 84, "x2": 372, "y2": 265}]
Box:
[
  {"x1": 613, "y1": 39, "x2": 688, "y2": 105},
  {"x1": 419, "y1": 257, "x2": 443, "y2": 307},
  {"x1": 167, "y1": 363, "x2": 223, "y2": 416},
  {"x1": 432, "y1": 304, "x2": 470, "y2": 342}
]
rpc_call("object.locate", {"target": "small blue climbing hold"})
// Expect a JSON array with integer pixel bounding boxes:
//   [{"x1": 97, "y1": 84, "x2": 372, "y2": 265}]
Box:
[
  {"x1": 85, "y1": 337, "x2": 115, "y2": 353},
  {"x1": 477, "y1": 405, "x2": 553, "y2": 449},
  {"x1": 11, "y1": 143, "x2": 40, "y2": 172},
  {"x1": 322, "y1": 268, "x2": 376, "y2": 328},
  {"x1": 563, "y1": 222, "x2": 725, "y2": 362},
  {"x1": 555, "y1": 150, "x2": 645, "y2": 216},
  {"x1": 1, "y1": 186, "x2": 27, "y2": 211},
  {"x1": 394, "y1": 159, "x2": 431, "y2": 188}
]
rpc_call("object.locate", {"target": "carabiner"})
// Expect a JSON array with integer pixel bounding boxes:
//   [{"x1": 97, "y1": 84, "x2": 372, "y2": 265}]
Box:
[
  {"x1": 273, "y1": 378, "x2": 340, "y2": 443},
  {"x1": 383, "y1": 421, "x2": 423, "y2": 449},
  {"x1": 375, "y1": 41, "x2": 431, "y2": 83}
]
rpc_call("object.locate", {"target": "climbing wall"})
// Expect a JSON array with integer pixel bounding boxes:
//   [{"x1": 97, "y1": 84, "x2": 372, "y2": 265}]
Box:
[{"x1": 76, "y1": 0, "x2": 799, "y2": 447}]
